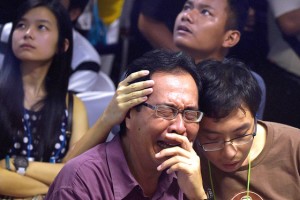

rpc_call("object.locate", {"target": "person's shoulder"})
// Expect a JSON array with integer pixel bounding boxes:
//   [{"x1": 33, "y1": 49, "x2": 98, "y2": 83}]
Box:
[
  {"x1": 65, "y1": 93, "x2": 86, "y2": 118},
  {"x1": 68, "y1": 143, "x2": 108, "y2": 166},
  {"x1": 250, "y1": 70, "x2": 265, "y2": 84},
  {"x1": 56, "y1": 144, "x2": 108, "y2": 182},
  {"x1": 263, "y1": 120, "x2": 299, "y2": 130},
  {"x1": 72, "y1": 94, "x2": 86, "y2": 110},
  {"x1": 263, "y1": 121, "x2": 300, "y2": 138},
  {"x1": 48, "y1": 143, "x2": 110, "y2": 197}
]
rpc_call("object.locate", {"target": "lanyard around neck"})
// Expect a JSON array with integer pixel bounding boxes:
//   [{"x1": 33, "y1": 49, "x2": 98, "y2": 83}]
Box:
[
  {"x1": 208, "y1": 154, "x2": 252, "y2": 200},
  {"x1": 23, "y1": 111, "x2": 33, "y2": 159}
]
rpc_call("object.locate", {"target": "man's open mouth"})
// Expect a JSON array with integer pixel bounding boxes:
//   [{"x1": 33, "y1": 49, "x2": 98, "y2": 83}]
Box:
[{"x1": 157, "y1": 141, "x2": 181, "y2": 149}]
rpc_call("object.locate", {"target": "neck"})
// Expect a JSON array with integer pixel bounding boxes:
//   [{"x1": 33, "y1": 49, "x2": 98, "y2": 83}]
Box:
[
  {"x1": 121, "y1": 135, "x2": 161, "y2": 197},
  {"x1": 241, "y1": 122, "x2": 266, "y2": 167},
  {"x1": 21, "y1": 62, "x2": 50, "y2": 109},
  {"x1": 249, "y1": 123, "x2": 266, "y2": 161},
  {"x1": 182, "y1": 48, "x2": 228, "y2": 64},
  {"x1": 22, "y1": 61, "x2": 50, "y2": 85}
]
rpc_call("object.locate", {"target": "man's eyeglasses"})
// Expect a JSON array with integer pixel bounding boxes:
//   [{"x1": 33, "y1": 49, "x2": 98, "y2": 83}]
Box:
[
  {"x1": 197, "y1": 119, "x2": 257, "y2": 151},
  {"x1": 142, "y1": 102, "x2": 203, "y2": 123}
]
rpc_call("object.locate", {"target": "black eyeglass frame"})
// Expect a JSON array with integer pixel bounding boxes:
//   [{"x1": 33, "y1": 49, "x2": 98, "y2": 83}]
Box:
[
  {"x1": 142, "y1": 102, "x2": 203, "y2": 123},
  {"x1": 198, "y1": 118, "x2": 257, "y2": 152}
]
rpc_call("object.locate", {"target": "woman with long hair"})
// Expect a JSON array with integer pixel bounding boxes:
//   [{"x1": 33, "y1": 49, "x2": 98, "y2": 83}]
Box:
[
  {"x1": 0, "y1": 0, "x2": 89, "y2": 197},
  {"x1": 0, "y1": 0, "x2": 154, "y2": 197}
]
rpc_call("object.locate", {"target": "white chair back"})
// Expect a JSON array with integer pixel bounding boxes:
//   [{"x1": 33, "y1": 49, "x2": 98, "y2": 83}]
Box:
[
  {"x1": 90, "y1": 71, "x2": 116, "y2": 92},
  {"x1": 76, "y1": 91, "x2": 118, "y2": 141},
  {"x1": 76, "y1": 91, "x2": 115, "y2": 127}
]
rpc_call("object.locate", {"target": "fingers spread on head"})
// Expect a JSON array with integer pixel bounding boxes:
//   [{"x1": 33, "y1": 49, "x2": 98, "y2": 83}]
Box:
[{"x1": 126, "y1": 70, "x2": 150, "y2": 84}]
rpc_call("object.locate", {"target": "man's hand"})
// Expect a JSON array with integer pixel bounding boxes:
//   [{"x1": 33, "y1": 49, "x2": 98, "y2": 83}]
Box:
[{"x1": 155, "y1": 133, "x2": 207, "y2": 199}]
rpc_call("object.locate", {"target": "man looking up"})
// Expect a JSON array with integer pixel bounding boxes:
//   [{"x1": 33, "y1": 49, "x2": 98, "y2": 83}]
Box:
[
  {"x1": 138, "y1": 0, "x2": 266, "y2": 119},
  {"x1": 46, "y1": 49, "x2": 207, "y2": 199},
  {"x1": 174, "y1": 0, "x2": 247, "y2": 62}
]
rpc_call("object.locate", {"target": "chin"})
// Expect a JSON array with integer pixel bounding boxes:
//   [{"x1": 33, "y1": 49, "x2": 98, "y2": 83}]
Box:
[
  {"x1": 219, "y1": 162, "x2": 242, "y2": 173},
  {"x1": 174, "y1": 37, "x2": 185, "y2": 46},
  {"x1": 174, "y1": 41, "x2": 189, "y2": 52},
  {"x1": 174, "y1": 40, "x2": 194, "y2": 53}
]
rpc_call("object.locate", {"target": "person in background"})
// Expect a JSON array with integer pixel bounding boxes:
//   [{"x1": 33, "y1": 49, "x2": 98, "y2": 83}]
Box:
[
  {"x1": 0, "y1": 0, "x2": 104, "y2": 93},
  {"x1": 46, "y1": 49, "x2": 206, "y2": 199},
  {"x1": 0, "y1": 0, "x2": 88, "y2": 197},
  {"x1": 137, "y1": 0, "x2": 266, "y2": 119},
  {"x1": 194, "y1": 58, "x2": 300, "y2": 199},
  {"x1": 0, "y1": 0, "x2": 154, "y2": 198}
]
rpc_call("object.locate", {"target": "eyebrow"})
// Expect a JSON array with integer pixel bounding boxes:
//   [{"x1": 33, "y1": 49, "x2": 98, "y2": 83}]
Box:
[
  {"x1": 185, "y1": 0, "x2": 193, "y2": 4},
  {"x1": 162, "y1": 103, "x2": 199, "y2": 110},
  {"x1": 37, "y1": 19, "x2": 52, "y2": 24},
  {"x1": 184, "y1": 0, "x2": 196, "y2": 9},
  {"x1": 20, "y1": 18, "x2": 53, "y2": 25},
  {"x1": 200, "y1": 128, "x2": 221, "y2": 135},
  {"x1": 198, "y1": 3, "x2": 214, "y2": 11},
  {"x1": 184, "y1": 0, "x2": 215, "y2": 13}
]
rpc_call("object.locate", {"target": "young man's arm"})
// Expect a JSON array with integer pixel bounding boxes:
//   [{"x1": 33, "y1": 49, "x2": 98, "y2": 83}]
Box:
[{"x1": 138, "y1": 14, "x2": 179, "y2": 51}]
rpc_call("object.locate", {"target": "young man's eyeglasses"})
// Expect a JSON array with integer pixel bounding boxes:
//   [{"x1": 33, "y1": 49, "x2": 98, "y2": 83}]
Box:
[
  {"x1": 198, "y1": 119, "x2": 257, "y2": 151},
  {"x1": 142, "y1": 102, "x2": 203, "y2": 123}
]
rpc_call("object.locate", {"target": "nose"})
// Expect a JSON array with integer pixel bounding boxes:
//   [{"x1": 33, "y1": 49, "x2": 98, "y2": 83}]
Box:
[
  {"x1": 168, "y1": 113, "x2": 187, "y2": 136},
  {"x1": 181, "y1": 9, "x2": 195, "y2": 23},
  {"x1": 24, "y1": 27, "x2": 33, "y2": 39},
  {"x1": 221, "y1": 142, "x2": 237, "y2": 159}
]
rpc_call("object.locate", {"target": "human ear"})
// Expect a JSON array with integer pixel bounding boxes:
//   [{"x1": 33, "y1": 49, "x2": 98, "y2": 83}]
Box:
[
  {"x1": 63, "y1": 39, "x2": 70, "y2": 52},
  {"x1": 222, "y1": 30, "x2": 240, "y2": 48},
  {"x1": 125, "y1": 110, "x2": 133, "y2": 130}
]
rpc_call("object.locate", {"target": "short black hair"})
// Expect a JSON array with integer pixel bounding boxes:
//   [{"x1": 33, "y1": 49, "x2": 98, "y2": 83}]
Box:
[
  {"x1": 226, "y1": 0, "x2": 250, "y2": 33},
  {"x1": 125, "y1": 49, "x2": 201, "y2": 89},
  {"x1": 120, "y1": 49, "x2": 202, "y2": 134},
  {"x1": 197, "y1": 58, "x2": 261, "y2": 119}
]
